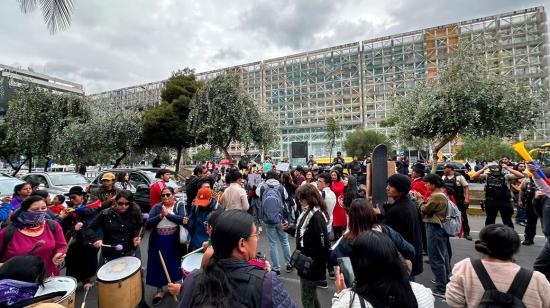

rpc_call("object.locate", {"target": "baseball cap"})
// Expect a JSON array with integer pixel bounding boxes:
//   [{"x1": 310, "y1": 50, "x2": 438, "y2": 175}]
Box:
[
  {"x1": 195, "y1": 187, "x2": 212, "y2": 207},
  {"x1": 101, "y1": 172, "x2": 116, "y2": 181}
]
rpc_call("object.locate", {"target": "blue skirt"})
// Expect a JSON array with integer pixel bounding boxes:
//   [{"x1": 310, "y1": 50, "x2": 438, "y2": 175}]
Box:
[{"x1": 146, "y1": 232, "x2": 183, "y2": 287}]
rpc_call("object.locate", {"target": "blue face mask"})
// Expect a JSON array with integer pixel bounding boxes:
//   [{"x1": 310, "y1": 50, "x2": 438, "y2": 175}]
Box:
[{"x1": 19, "y1": 211, "x2": 47, "y2": 227}]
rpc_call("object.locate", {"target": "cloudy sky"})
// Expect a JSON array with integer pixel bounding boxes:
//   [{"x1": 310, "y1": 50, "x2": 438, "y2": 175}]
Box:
[{"x1": 1, "y1": 0, "x2": 548, "y2": 94}]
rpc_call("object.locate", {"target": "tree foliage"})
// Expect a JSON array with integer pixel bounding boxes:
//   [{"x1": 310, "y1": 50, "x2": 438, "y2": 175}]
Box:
[
  {"x1": 391, "y1": 42, "x2": 543, "y2": 165},
  {"x1": 18, "y1": 0, "x2": 74, "y2": 34},
  {"x1": 54, "y1": 106, "x2": 143, "y2": 168},
  {"x1": 143, "y1": 69, "x2": 202, "y2": 173},
  {"x1": 454, "y1": 136, "x2": 518, "y2": 162},
  {"x1": 5, "y1": 85, "x2": 88, "y2": 172},
  {"x1": 325, "y1": 117, "x2": 341, "y2": 158},
  {"x1": 189, "y1": 74, "x2": 277, "y2": 159},
  {"x1": 343, "y1": 129, "x2": 392, "y2": 157},
  {"x1": 194, "y1": 148, "x2": 214, "y2": 163}
]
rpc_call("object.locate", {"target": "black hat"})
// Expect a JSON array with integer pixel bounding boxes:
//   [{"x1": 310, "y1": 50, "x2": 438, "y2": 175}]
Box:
[
  {"x1": 443, "y1": 163, "x2": 455, "y2": 170},
  {"x1": 412, "y1": 163, "x2": 426, "y2": 174},
  {"x1": 66, "y1": 186, "x2": 85, "y2": 196},
  {"x1": 387, "y1": 174, "x2": 411, "y2": 194}
]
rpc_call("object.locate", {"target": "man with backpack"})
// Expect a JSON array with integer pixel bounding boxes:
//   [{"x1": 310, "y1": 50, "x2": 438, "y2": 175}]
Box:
[
  {"x1": 256, "y1": 171, "x2": 292, "y2": 275},
  {"x1": 472, "y1": 162, "x2": 525, "y2": 229},
  {"x1": 442, "y1": 164, "x2": 472, "y2": 240}
]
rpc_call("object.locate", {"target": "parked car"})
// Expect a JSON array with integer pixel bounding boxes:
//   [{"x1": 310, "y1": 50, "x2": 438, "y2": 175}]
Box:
[
  {"x1": 90, "y1": 168, "x2": 186, "y2": 213},
  {"x1": 21, "y1": 172, "x2": 90, "y2": 196},
  {"x1": 0, "y1": 174, "x2": 25, "y2": 198},
  {"x1": 434, "y1": 162, "x2": 471, "y2": 181}
]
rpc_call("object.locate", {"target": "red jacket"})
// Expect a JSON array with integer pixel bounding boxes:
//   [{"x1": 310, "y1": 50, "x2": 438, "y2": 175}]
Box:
[
  {"x1": 411, "y1": 178, "x2": 430, "y2": 200},
  {"x1": 150, "y1": 181, "x2": 168, "y2": 207},
  {"x1": 330, "y1": 181, "x2": 347, "y2": 227}
]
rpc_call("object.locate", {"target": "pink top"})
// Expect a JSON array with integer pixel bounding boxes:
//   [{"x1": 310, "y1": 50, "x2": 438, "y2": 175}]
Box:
[{"x1": 0, "y1": 221, "x2": 67, "y2": 276}]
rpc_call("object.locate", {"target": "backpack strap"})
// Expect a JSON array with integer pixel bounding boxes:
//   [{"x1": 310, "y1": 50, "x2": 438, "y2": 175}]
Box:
[
  {"x1": 506, "y1": 267, "x2": 533, "y2": 299},
  {"x1": 0, "y1": 224, "x2": 15, "y2": 260},
  {"x1": 471, "y1": 259, "x2": 498, "y2": 291}
]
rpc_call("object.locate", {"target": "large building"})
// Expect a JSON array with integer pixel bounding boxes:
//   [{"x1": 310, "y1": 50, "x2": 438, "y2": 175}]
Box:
[
  {"x1": 89, "y1": 6, "x2": 549, "y2": 159},
  {"x1": 0, "y1": 64, "x2": 84, "y2": 117}
]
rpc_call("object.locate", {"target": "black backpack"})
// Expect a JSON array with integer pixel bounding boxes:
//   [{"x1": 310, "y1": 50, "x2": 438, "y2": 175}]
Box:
[
  {"x1": 471, "y1": 259, "x2": 532, "y2": 308},
  {"x1": 485, "y1": 172, "x2": 510, "y2": 200}
]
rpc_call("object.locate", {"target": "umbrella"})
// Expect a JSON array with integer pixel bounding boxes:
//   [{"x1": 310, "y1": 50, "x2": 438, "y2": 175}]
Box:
[{"x1": 219, "y1": 159, "x2": 231, "y2": 164}]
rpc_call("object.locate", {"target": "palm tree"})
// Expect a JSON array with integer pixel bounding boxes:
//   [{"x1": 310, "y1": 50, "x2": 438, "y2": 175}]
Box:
[{"x1": 18, "y1": 0, "x2": 74, "y2": 34}]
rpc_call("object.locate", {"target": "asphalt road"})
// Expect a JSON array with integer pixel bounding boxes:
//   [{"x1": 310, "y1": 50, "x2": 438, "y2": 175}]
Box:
[{"x1": 67, "y1": 215, "x2": 546, "y2": 308}]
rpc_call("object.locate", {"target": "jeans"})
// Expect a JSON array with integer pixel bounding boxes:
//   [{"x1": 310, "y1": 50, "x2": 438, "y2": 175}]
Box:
[
  {"x1": 513, "y1": 192, "x2": 527, "y2": 223},
  {"x1": 300, "y1": 278, "x2": 320, "y2": 308},
  {"x1": 485, "y1": 199, "x2": 514, "y2": 229},
  {"x1": 264, "y1": 223, "x2": 292, "y2": 272},
  {"x1": 534, "y1": 238, "x2": 550, "y2": 281},
  {"x1": 426, "y1": 223, "x2": 451, "y2": 292},
  {"x1": 524, "y1": 197, "x2": 541, "y2": 241}
]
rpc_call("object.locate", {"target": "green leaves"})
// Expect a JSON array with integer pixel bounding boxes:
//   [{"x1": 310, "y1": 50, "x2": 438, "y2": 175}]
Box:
[
  {"x1": 392, "y1": 42, "x2": 543, "y2": 154},
  {"x1": 189, "y1": 74, "x2": 277, "y2": 158},
  {"x1": 343, "y1": 129, "x2": 392, "y2": 157},
  {"x1": 325, "y1": 117, "x2": 341, "y2": 158},
  {"x1": 454, "y1": 136, "x2": 518, "y2": 162}
]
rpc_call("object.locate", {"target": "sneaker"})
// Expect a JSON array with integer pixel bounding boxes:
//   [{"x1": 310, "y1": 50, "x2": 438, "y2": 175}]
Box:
[
  {"x1": 431, "y1": 288, "x2": 445, "y2": 298},
  {"x1": 317, "y1": 280, "x2": 328, "y2": 289},
  {"x1": 522, "y1": 239, "x2": 534, "y2": 246},
  {"x1": 430, "y1": 279, "x2": 436, "y2": 285},
  {"x1": 519, "y1": 222, "x2": 527, "y2": 227},
  {"x1": 463, "y1": 234, "x2": 473, "y2": 241},
  {"x1": 274, "y1": 270, "x2": 281, "y2": 276},
  {"x1": 285, "y1": 265, "x2": 293, "y2": 273},
  {"x1": 328, "y1": 269, "x2": 335, "y2": 280}
]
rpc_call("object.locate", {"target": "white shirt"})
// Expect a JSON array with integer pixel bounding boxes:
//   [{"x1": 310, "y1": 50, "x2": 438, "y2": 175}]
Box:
[{"x1": 320, "y1": 187, "x2": 336, "y2": 232}]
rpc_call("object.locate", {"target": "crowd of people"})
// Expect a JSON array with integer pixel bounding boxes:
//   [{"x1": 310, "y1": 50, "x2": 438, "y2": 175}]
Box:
[{"x1": 0, "y1": 152, "x2": 550, "y2": 308}]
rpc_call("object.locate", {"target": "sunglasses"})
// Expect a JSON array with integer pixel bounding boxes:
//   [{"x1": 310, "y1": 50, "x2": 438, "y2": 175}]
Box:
[
  {"x1": 117, "y1": 201, "x2": 131, "y2": 207},
  {"x1": 161, "y1": 193, "x2": 172, "y2": 197}
]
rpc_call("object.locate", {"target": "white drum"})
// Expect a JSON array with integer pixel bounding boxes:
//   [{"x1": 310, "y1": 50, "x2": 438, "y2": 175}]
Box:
[
  {"x1": 181, "y1": 253, "x2": 204, "y2": 277},
  {"x1": 97, "y1": 256, "x2": 142, "y2": 308},
  {"x1": 32, "y1": 276, "x2": 77, "y2": 308}
]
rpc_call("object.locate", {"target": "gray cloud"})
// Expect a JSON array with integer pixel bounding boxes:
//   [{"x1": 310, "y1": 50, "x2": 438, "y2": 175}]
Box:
[{"x1": 0, "y1": 0, "x2": 548, "y2": 94}]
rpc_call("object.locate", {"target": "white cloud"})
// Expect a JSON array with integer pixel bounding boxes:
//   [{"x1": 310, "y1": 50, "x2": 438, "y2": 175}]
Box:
[{"x1": 0, "y1": 0, "x2": 547, "y2": 94}]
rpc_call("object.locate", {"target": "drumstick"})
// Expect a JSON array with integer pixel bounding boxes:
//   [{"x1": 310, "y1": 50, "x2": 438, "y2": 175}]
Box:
[
  {"x1": 181, "y1": 246, "x2": 204, "y2": 260},
  {"x1": 100, "y1": 243, "x2": 124, "y2": 251},
  {"x1": 28, "y1": 240, "x2": 46, "y2": 255},
  {"x1": 158, "y1": 250, "x2": 178, "y2": 302},
  {"x1": 81, "y1": 282, "x2": 94, "y2": 308}
]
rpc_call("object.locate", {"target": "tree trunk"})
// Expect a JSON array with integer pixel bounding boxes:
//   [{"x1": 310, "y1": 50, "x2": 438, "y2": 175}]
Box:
[
  {"x1": 175, "y1": 146, "x2": 183, "y2": 174},
  {"x1": 6, "y1": 158, "x2": 27, "y2": 177},
  {"x1": 431, "y1": 134, "x2": 457, "y2": 172},
  {"x1": 43, "y1": 156, "x2": 50, "y2": 172},
  {"x1": 28, "y1": 155, "x2": 32, "y2": 173},
  {"x1": 113, "y1": 151, "x2": 127, "y2": 168},
  {"x1": 223, "y1": 139, "x2": 232, "y2": 160}
]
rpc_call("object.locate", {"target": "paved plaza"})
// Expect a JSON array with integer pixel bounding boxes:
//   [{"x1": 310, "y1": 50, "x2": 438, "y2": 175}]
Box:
[{"x1": 70, "y1": 215, "x2": 547, "y2": 308}]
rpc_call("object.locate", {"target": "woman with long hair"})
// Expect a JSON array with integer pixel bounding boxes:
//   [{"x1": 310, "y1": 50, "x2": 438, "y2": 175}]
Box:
[
  {"x1": 343, "y1": 175, "x2": 358, "y2": 210},
  {"x1": 85, "y1": 190, "x2": 144, "y2": 263},
  {"x1": 330, "y1": 170, "x2": 347, "y2": 239},
  {"x1": 114, "y1": 172, "x2": 136, "y2": 193},
  {"x1": 284, "y1": 184, "x2": 330, "y2": 308},
  {"x1": 146, "y1": 186, "x2": 186, "y2": 306},
  {"x1": 332, "y1": 230, "x2": 434, "y2": 308},
  {"x1": 0, "y1": 196, "x2": 66, "y2": 277},
  {"x1": 446, "y1": 224, "x2": 550, "y2": 307},
  {"x1": 331, "y1": 198, "x2": 415, "y2": 284},
  {"x1": 177, "y1": 210, "x2": 296, "y2": 308},
  {"x1": 11, "y1": 183, "x2": 32, "y2": 210}
]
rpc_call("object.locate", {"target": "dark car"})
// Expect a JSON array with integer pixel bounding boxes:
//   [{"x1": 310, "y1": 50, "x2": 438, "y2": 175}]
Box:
[
  {"x1": 90, "y1": 169, "x2": 185, "y2": 213},
  {"x1": 435, "y1": 162, "x2": 470, "y2": 181}
]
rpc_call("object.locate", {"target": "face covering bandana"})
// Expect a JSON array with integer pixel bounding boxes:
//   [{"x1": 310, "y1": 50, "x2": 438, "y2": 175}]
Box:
[{"x1": 19, "y1": 211, "x2": 47, "y2": 227}]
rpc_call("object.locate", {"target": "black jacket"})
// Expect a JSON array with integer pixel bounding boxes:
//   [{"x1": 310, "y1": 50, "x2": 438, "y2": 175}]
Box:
[
  {"x1": 383, "y1": 195, "x2": 424, "y2": 276},
  {"x1": 286, "y1": 210, "x2": 330, "y2": 281},
  {"x1": 85, "y1": 207, "x2": 143, "y2": 259}
]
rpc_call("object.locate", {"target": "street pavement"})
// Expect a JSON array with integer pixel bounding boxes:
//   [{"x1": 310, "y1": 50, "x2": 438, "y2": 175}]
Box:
[{"x1": 70, "y1": 215, "x2": 547, "y2": 308}]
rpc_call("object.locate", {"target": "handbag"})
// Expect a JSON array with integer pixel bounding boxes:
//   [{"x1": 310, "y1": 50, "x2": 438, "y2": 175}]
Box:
[
  {"x1": 289, "y1": 209, "x2": 313, "y2": 275},
  {"x1": 290, "y1": 249, "x2": 313, "y2": 275},
  {"x1": 175, "y1": 201, "x2": 190, "y2": 245}
]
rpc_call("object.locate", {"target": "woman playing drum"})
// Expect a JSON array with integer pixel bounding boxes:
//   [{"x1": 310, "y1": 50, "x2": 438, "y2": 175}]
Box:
[
  {"x1": 85, "y1": 190, "x2": 144, "y2": 263},
  {"x1": 146, "y1": 186, "x2": 186, "y2": 306}
]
